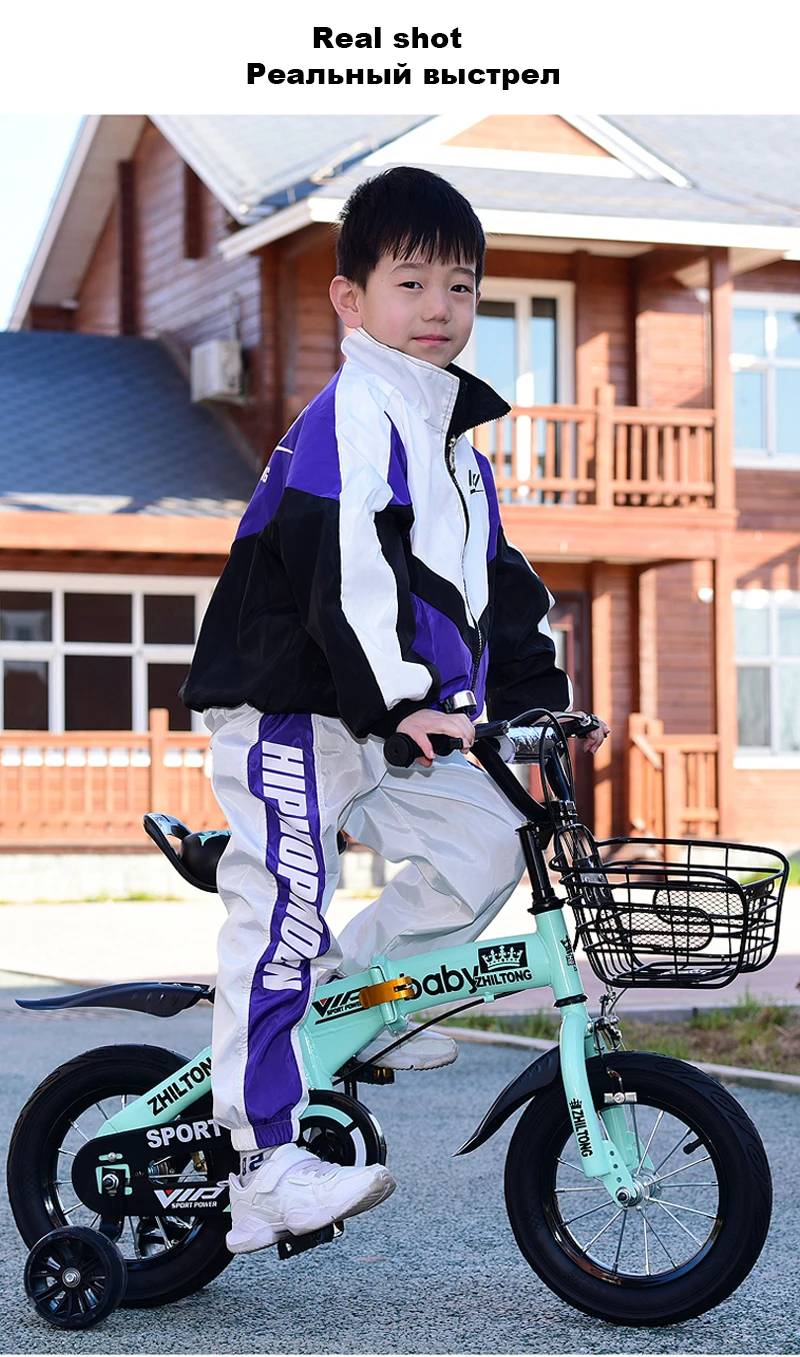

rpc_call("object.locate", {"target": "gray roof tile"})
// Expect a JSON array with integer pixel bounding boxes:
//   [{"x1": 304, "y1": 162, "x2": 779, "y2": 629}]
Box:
[{"x1": 0, "y1": 333, "x2": 257, "y2": 516}]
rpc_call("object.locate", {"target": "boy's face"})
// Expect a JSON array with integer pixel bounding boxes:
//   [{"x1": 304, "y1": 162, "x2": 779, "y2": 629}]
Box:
[{"x1": 329, "y1": 252, "x2": 480, "y2": 369}]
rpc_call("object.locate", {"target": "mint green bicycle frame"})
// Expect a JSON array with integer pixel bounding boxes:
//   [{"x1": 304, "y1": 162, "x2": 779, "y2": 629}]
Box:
[{"x1": 96, "y1": 908, "x2": 639, "y2": 1205}]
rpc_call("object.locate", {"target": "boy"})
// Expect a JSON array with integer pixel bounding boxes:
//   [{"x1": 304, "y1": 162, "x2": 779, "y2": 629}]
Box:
[{"x1": 182, "y1": 166, "x2": 608, "y2": 1255}]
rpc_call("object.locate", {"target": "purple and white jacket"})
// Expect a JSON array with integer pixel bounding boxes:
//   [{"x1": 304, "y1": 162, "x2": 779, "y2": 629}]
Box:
[{"x1": 182, "y1": 327, "x2": 570, "y2": 738}]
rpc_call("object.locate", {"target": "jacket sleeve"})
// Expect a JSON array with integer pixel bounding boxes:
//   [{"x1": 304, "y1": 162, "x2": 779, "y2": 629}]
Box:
[
  {"x1": 485, "y1": 526, "x2": 572, "y2": 722},
  {"x1": 273, "y1": 417, "x2": 438, "y2": 740}
]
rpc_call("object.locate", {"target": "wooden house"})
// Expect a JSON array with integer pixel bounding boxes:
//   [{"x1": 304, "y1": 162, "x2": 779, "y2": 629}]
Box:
[{"x1": 4, "y1": 112, "x2": 800, "y2": 852}]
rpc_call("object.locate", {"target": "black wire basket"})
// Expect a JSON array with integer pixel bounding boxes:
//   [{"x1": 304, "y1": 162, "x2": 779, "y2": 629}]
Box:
[{"x1": 553, "y1": 831, "x2": 789, "y2": 989}]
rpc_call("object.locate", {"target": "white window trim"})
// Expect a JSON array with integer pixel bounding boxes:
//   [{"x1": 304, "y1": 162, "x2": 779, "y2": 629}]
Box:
[
  {"x1": 459, "y1": 277, "x2": 576, "y2": 404},
  {"x1": 0, "y1": 571, "x2": 214, "y2": 734},
  {"x1": 731, "y1": 291, "x2": 800, "y2": 469},
  {"x1": 734, "y1": 588, "x2": 800, "y2": 763}
]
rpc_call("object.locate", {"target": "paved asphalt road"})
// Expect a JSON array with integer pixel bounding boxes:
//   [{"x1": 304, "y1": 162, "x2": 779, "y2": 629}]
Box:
[{"x1": 1, "y1": 990, "x2": 799, "y2": 1355}]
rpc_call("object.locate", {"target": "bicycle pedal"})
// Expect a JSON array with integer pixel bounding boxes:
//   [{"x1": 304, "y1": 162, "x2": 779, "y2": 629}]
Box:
[
  {"x1": 360, "y1": 1065, "x2": 395, "y2": 1085},
  {"x1": 277, "y1": 1220, "x2": 344, "y2": 1260}
]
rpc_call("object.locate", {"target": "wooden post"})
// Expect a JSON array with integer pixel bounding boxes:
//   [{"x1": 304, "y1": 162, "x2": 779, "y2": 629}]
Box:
[
  {"x1": 594, "y1": 384, "x2": 615, "y2": 508},
  {"x1": 572, "y1": 249, "x2": 593, "y2": 404},
  {"x1": 708, "y1": 247, "x2": 737, "y2": 840},
  {"x1": 149, "y1": 707, "x2": 169, "y2": 812},
  {"x1": 591, "y1": 564, "x2": 614, "y2": 837},
  {"x1": 628, "y1": 713, "x2": 647, "y2": 833},
  {"x1": 117, "y1": 160, "x2": 139, "y2": 336},
  {"x1": 662, "y1": 747, "x2": 684, "y2": 855},
  {"x1": 708, "y1": 248, "x2": 735, "y2": 515},
  {"x1": 713, "y1": 537, "x2": 737, "y2": 840}
]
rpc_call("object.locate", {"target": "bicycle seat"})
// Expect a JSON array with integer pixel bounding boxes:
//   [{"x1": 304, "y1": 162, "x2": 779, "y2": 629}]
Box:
[
  {"x1": 143, "y1": 814, "x2": 350, "y2": 894},
  {"x1": 143, "y1": 813, "x2": 229, "y2": 893}
]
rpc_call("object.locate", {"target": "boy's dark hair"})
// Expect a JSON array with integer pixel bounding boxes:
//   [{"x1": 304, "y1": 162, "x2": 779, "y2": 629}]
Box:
[{"x1": 335, "y1": 166, "x2": 485, "y2": 289}]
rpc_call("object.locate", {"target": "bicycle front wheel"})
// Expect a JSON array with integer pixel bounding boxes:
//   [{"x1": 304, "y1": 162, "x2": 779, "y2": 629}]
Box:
[{"x1": 504, "y1": 1051, "x2": 771, "y2": 1326}]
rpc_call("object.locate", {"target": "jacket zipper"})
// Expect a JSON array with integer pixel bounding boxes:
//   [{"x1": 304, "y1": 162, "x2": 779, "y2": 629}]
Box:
[{"x1": 446, "y1": 434, "x2": 484, "y2": 691}]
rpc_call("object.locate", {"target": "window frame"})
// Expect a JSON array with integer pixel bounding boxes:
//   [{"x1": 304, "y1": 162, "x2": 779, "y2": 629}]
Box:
[
  {"x1": 0, "y1": 571, "x2": 214, "y2": 733},
  {"x1": 731, "y1": 291, "x2": 800, "y2": 469},
  {"x1": 734, "y1": 587, "x2": 800, "y2": 768},
  {"x1": 458, "y1": 277, "x2": 576, "y2": 405}
]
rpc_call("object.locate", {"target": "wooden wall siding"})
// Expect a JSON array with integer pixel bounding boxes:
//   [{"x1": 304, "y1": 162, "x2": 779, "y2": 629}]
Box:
[
  {"x1": 77, "y1": 202, "x2": 120, "y2": 335},
  {"x1": 447, "y1": 115, "x2": 612, "y2": 156},
  {"x1": 635, "y1": 281, "x2": 709, "y2": 409},
  {"x1": 737, "y1": 472, "x2": 800, "y2": 531},
  {"x1": 651, "y1": 561, "x2": 715, "y2": 734},
  {"x1": 733, "y1": 769, "x2": 800, "y2": 846},
  {"x1": 76, "y1": 121, "x2": 265, "y2": 458},
  {"x1": 573, "y1": 254, "x2": 631, "y2": 405},
  {"x1": 734, "y1": 260, "x2": 800, "y2": 293},
  {"x1": 483, "y1": 249, "x2": 573, "y2": 282},
  {"x1": 271, "y1": 234, "x2": 341, "y2": 434},
  {"x1": 589, "y1": 563, "x2": 633, "y2": 836},
  {"x1": 735, "y1": 530, "x2": 800, "y2": 591},
  {"x1": 29, "y1": 306, "x2": 74, "y2": 331},
  {"x1": 0, "y1": 550, "x2": 224, "y2": 577}
]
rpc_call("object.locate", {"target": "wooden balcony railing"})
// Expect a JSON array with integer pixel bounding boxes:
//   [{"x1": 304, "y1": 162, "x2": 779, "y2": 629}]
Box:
[
  {"x1": 472, "y1": 384, "x2": 716, "y2": 509},
  {"x1": 0, "y1": 709, "x2": 221, "y2": 848},
  {"x1": 628, "y1": 714, "x2": 719, "y2": 849}
]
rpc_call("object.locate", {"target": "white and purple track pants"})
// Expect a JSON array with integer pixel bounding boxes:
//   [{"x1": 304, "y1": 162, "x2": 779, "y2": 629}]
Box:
[{"x1": 204, "y1": 704, "x2": 526, "y2": 1152}]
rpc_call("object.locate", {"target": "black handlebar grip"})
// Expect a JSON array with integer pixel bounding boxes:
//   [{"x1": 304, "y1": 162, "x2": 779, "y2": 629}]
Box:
[{"x1": 383, "y1": 733, "x2": 464, "y2": 767}]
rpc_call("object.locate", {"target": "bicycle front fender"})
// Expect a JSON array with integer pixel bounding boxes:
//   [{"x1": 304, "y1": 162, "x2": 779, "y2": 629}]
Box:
[{"x1": 453, "y1": 1045, "x2": 561, "y2": 1155}]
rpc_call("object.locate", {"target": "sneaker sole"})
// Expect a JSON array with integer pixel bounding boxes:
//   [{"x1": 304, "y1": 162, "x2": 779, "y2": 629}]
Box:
[{"x1": 226, "y1": 1169, "x2": 396, "y2": 1254}]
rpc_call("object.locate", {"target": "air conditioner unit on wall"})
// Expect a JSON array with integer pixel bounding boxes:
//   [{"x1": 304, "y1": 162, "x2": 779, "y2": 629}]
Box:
[{"x1": 190, "y1": 339, "x2": 244, "y2": 404}]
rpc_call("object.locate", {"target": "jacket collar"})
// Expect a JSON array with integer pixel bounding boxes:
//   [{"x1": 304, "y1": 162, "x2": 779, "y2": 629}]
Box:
[{"x1": 341, "y1": 327, "x2": 510, "y2": 442}]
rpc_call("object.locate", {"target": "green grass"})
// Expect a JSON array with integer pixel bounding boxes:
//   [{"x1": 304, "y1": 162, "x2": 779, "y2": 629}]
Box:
[{"x1": 428, "y1": 995, "x2": 800, "y2": 1075}]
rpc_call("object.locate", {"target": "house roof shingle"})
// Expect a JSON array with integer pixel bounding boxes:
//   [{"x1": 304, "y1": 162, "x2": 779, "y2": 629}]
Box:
[{"x1": 0, "y1": 332, "x2": 256, "y2": 517}]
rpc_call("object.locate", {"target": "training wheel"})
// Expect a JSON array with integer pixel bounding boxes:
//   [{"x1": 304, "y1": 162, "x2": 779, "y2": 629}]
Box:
[{"x1": 24, "y1": 1226, "x2": 127, "y2": 1329}]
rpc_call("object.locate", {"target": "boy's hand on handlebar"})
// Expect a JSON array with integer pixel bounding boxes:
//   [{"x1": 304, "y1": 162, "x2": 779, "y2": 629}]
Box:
[
  {"x1": 562, "y1": 710, "x2": 610, "y2": 755},
  {"x1": 395, "y1": 709, "x2": 475, "y2": 767}
]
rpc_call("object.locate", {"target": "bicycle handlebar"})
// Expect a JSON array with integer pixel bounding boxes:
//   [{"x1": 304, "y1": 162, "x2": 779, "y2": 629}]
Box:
[{"x1": 382, "y1": 712, "x2": 601, "y2": 769}]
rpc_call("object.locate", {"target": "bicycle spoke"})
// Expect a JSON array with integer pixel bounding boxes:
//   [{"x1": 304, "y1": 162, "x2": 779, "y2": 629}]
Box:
[
  {"x1": 555, "y1": 1184, "x2": 606, "y2": 1193},
  {"x1": 563, "y1": 1199, "x2": 620, "y2": 1227},
  {"x1": 611, "y1": 1207, "x2": 628, "y2": 1275},
  {"x1": 155, "y1": 1217, "x2": 172, "y2": 1249},
  {"x1": 653, "y1": 1199, "x2": 704, "y2": 1246},
  {"x1": 68, "y1": 1119, "x2": 90, "y2": 1143},
  {"x1": 636, "y1": 1108, "x2": 664, "y2": 1172},
  {"x1": 658, "y1": 1198, "x2": 717, "y2": 1220},
  {"x1": 58, "y1": 1148, "x2": 76, "y2": 1159},
  {"x1": 60, "y1": 1201, "x2": 82, "y2": 1217},
  {"x1": 127, "y1": 1216, "x2": 142, "y2": 1259},
  {"x1": 584, "y1": 1208, "x2": 623, "y2": 1250},
  {"x1": 641, "y1": 1208, "x2": 678, "y2": 1268},
  {"x1": 95, "y1": 1102, "x2": 112, "y2": 1122},
  {"x1": 650, "y1": 1155, "x2": 712, "y2": 1185},
  {"x1": 654, "y1": 1126, "x2": 692, "y2": 1175},
  {"x1": 556, "y1": 1156, "x2": 588, "y2": 1175},
  {"x1": 643, "y1": 1215, "x2": 650, "y2": 1275},
  {"x1": 630, "y1": 1102, "x2": 644, "y2": 1163}
]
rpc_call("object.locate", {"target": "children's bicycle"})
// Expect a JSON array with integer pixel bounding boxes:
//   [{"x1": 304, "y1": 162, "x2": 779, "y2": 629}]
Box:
[{"x1": 7, "y1": 710, "x2": 787, "y2": 1330}]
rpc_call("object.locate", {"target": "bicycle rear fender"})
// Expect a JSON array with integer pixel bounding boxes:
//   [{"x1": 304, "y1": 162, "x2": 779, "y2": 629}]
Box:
[
  {"x1": 454, "y1": 1045, "x2": 561, "y2": 1155},
  {"x1": 16, "y1": 981, "x2": 213, "y2": 1018}
]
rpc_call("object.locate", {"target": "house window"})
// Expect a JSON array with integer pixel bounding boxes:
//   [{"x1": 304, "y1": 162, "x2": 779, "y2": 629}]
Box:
[
  {"x1": 735, "y1": 590, "x2": 800, "y2": 754},
  {"x1": 0, "y1": 574, "x2": 213, "y2": 733},
  {"x1": 731, "y1": 294, "x2": 800, "y2": 464},
  {"x1": 459, "y1": 278, "x2": 575, "y2": 501}
]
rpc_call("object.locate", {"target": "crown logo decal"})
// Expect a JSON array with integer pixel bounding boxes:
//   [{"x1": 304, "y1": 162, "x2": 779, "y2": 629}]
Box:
[{"x1": 481, "y1": 944, "x2": 525, "y2": 971}]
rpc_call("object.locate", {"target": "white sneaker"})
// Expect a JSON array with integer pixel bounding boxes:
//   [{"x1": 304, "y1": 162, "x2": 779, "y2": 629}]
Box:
[
  {"x1": 356, "y1": 1025, "x2": 458, "y2": 1070},
  {"x1": 226, "y1": 1143, "x2": 396, "y2": 1255}
]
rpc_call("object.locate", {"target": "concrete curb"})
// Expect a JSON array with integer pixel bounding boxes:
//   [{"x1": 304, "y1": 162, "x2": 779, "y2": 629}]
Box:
[{"x1": 433, "y1": 1025, "x2": 800, "y2": 1095}]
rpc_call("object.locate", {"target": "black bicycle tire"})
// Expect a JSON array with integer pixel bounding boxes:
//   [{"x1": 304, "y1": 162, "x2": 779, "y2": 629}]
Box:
[
  {"x1": 504, "y1": 1051, "x2": 771, "y2": 1326},
  {"x1": 6, "y1": 1045, "x2": 234, "y2": 1309}
]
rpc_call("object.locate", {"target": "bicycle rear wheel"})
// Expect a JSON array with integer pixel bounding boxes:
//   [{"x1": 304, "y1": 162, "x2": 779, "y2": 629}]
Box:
[{"x1": 504, "y1": 1051, "x2": 771, "y2": 1326}]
